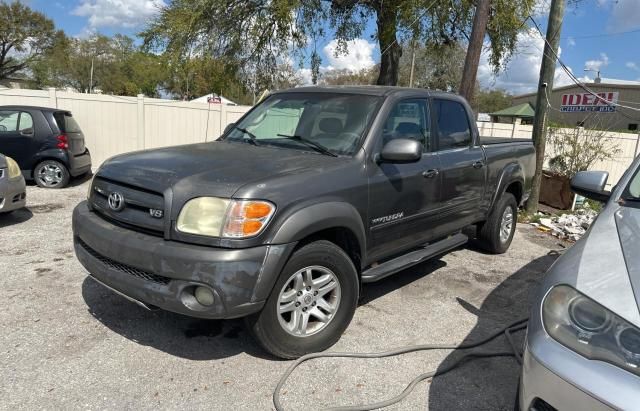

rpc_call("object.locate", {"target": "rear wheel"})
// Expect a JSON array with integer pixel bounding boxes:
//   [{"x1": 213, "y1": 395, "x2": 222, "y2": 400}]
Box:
[
  {"x1": 246, "y1": 240, "x2": 359, "y2": 359},
  {"x1": 477, "y1": 192, "x2": 517, "y2": 254},
  {"x1": 34, "y1": 160, "x2": 70, "y2": 189}
]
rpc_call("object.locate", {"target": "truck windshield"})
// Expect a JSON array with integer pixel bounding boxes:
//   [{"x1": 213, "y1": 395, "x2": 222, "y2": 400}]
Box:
[{"x1": 223, "y1": 92, "x2": 381, "y2": 156}]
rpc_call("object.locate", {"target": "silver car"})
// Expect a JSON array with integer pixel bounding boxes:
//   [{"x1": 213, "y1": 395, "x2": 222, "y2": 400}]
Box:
[
  {"x1": 519, "y1": 157, "x2": 640, "y2": 410},
  {"x1": 0, "y1": 154, "x2": 26, "y2": 213}
]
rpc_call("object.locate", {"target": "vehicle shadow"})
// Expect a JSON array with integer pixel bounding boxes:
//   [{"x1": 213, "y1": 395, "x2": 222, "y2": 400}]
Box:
[
  {"x1": 0, "y1": 207, "x2": 33, "y2": 228},
  {"x1": 80, "y1": 276, "x2": 270, "y2": 361},
  {"x1": 426, "y1": 251, "x2": 560, "y2": 411}
]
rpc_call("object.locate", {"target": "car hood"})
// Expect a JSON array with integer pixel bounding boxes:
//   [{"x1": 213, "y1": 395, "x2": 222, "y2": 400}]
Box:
[
  {"x1": 551, "y1": 203, "x2": 640, "y2": 327},
  {"x1": 96, "y1": 141, "x2": 341, "y2": 199}
]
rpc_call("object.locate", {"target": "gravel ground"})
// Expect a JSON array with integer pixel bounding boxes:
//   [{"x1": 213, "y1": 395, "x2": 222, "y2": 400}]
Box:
[{"x1": 0, "y1": 180, "x2": 564, "y2": 410}]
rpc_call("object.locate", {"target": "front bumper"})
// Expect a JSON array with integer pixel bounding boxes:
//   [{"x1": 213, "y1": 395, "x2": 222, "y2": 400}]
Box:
[
  {"x1": 0, "y1": 174, "x2": 26, "y2": 213},
  {"x1": 73, "y1": 201, "x2": 295, "y2": 319},
  {"x1": 519, "y1": 298, "x2": 640, "y2": 410}
]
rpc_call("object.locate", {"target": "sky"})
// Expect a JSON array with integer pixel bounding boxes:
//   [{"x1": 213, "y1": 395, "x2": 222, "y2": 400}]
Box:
[{"x1": 22, "y1": 0, "x2": 640, "y2": 95}]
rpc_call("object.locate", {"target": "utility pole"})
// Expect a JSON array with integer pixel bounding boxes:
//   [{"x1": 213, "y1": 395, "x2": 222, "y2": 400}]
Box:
[
  {"x1": 89, "y1": 56, "x2": 94, "y2": 94},
  {"x1": 526, "y1": 0, "x2": 566, "y2": 214},
  {"x1": 459, "y1": 0, "x2": 490, "y2": 103},
  {"x1": 409, "y1": 39, "x2": 416, "y2": 88}
]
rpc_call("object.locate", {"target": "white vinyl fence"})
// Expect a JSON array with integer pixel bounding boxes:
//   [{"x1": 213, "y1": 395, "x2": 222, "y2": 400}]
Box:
[
  {"x1": 0, "y1": 88, "x2": 251, "y2": 167},
  {"x1": 478, "y1": 121, "x2": 640, "y2": 187},
  {"x1": 1, "y1": 87, "x2": 638, "y2": 187}
]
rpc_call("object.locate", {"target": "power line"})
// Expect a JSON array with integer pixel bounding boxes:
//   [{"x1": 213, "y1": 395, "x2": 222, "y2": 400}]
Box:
[
  {"x1": 379, "y1": 0, "x2": 439, "y2": 57},
  {"x1": 528, "y1": 15, "x2": 640, "y2": 114}
]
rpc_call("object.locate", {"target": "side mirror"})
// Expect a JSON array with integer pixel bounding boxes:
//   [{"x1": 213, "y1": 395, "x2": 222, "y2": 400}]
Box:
[
  {"x1": 571, "y1": 171, "x2": 610, "y2": 202},
  {"x1": 379, "y1": 139, "x2": 422, "y2": 163},
  {"x1": 223, "y1": 122, "x2": 235, "y2": 135}
]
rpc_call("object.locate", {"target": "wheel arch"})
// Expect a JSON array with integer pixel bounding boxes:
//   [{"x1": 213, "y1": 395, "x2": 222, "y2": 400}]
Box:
[{"x1": 490, "y1": 162, "x2": 525, "y2": 210}]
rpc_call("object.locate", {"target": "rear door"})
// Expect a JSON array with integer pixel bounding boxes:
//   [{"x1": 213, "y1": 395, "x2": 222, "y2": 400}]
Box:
[
  {"x1": 0, "y1": 110, "x2": 37, "y2": 171},
  {"x1": 53, "y1": 111, "x2": 86, "y2": 156},
  {"x1": 367, "y1": 98, "x2": 442, "y2": 261},
  {"x1": 432, "y1": 98, "x2": 486, "y2": 231}
]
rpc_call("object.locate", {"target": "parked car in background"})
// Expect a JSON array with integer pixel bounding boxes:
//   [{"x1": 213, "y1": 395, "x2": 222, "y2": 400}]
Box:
[
  {"x1": 72, "y1": 86, "x2": 535, "y2": 358},
  {"x1": 0, "y1": 106, "x2": 91, "y2": 188},
  {"x1": 0, "y1": 154, "x2": 26, "y2": 213},
  {"x1": 519, "y1": 161, "x2": 640, "y2": 410}
]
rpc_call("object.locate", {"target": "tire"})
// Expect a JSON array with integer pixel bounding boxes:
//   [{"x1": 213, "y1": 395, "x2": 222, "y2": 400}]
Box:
[
  {"x1": 245, "y1": 240, "x2": 359, "y2": 359},
  {"x1": 477, "y1": 192, "x2": 517, "y2": 254},
  {"x1": 34, "y1": 160, "x2": 70, "y2": 189}
]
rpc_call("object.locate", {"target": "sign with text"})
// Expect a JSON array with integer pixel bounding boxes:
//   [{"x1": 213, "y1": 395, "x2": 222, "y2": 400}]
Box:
[{"x1": 560, "y1": 92, "x2": 618, "y2": 113}]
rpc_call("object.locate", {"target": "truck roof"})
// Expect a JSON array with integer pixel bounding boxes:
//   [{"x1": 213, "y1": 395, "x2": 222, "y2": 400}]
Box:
[{"x1": 275, "y1": 85, "x2": 461, "y2": 100}]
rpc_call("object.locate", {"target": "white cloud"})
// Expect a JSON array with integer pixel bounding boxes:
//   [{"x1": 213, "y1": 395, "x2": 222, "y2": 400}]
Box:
[
  {"x1": 73, "y1": 0, "x2": 166, "y2": 29},
  {"x1": 598, "y1": 0, "x2": 640, "y2": 31},
  {"x1": 567, "y1": 37, "x2": 576, "y2": 47},
  {"x1": 584, "y1": 53, "x2": 610, "y2": 72},
  {"x1": 322, "y1": 39, "x2": 377, "y2": 72},
  {"x1": 627, "y1": 62, "x2": 639, "y2": 71}
]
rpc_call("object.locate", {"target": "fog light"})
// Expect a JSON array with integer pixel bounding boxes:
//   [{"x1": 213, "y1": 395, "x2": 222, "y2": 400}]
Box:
[{"x1": 194, "y1": 286, "x2": 215, "y2": 306}]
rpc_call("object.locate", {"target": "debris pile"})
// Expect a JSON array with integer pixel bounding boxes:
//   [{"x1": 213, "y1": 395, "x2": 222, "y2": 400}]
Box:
[{"x1": 530, "y1": 207, "x2": 598, "y2": 241}]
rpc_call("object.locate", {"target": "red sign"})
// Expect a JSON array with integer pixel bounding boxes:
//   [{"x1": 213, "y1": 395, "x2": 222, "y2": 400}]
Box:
[{"x1": 561, "y1": 92, "x2": 618, "y2": 112}]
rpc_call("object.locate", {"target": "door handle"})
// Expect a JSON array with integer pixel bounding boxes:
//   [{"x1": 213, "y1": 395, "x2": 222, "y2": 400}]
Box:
[
  {"x1": 422, "y1": 169, "x2": 439, "y2": 178},
  {"x1": 472, "y1": 161, "x2": 484, "y2": 169}
]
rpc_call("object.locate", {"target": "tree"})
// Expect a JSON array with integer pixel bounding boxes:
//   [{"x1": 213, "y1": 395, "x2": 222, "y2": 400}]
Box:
[
  {"x1": 546, "y1": 126, "x2": 621, "y2": 179},
  {"x1": 475, "y1": 89, "x2": 511, "y2": 113},
  {"x1": 397, "y1": 42, "x2": 466, "y2": 91},
  {"x1": 0, "y1": 2, "x2": 56, "y2": 81},
  {"x1": 320, "y1": 66, "x2": 378, "y2": 86},
  {"x1": 142, "y1": 0, "x2": 536, "y2": 88}
]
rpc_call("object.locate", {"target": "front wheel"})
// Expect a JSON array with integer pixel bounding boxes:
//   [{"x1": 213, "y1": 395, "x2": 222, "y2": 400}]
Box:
[
  {"x1": 477, "y1": 192, "x2": 517, "y2": 254},
  {"x1": 246, "y1": 240, "x2": 359, "y2": 359}
]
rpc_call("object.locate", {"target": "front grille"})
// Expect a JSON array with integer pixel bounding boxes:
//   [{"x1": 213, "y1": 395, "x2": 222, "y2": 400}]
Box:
[
  {"x1": 78, "y1": 238, "x2": 171, "y2": 285},
  {"x1": 90, "y1": 177, "x2": 165, "y2": 234}
]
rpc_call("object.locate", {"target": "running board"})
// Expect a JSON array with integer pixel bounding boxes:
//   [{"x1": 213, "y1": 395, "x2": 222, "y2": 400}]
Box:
[{"x1": 361, "y1": 233, "x2": 468, "y2": 283}]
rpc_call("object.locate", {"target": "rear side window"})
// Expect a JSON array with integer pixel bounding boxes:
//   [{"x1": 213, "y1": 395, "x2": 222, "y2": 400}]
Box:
[
  {"x1": 433, "y1": 99, "x2": 472, "y2": 150},
  {"x1": 53, "y1": 112, "x2": 82, "y2": 133},
  {"x1": 0, "y1": 111, "x2": 19, "y2": 133},
  {"x1": 19, "y1": 112, "x2": 34, "y2": 133}
]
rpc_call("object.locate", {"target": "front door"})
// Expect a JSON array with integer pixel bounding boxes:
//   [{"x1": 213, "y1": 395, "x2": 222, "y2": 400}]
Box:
[
  {"x1": 432, "y1": 98, "x2": 486, "y2": 234},
  {"x1": 367, "y1": 98, "x2": 442, "y2": 262},
  {"x1": 0, "y1": 110, "x2": 36, "y2": 172}
]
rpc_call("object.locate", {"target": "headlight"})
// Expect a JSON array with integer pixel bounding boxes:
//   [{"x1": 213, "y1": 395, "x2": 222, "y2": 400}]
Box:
[
  {"x1": 5, "y1": 156, "x2": 21, "y2": 179},
  {"x1": 543, "y1": 285, "x2": 640, "y2": 375},
  {"x1": 87, "y1": 173, "x2": 96, "y2": 199},
  {"x1": 176, "y1": 197, "x2": 275, "y2": 238}
]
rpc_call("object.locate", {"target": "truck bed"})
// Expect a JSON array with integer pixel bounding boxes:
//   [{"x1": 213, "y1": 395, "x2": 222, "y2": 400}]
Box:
[{"x1": 481, "y1": 137, "x2": 533, "y2": 145}]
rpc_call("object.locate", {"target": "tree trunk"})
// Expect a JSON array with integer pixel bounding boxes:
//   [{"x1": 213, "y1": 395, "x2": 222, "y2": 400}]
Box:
[
  {"x1": 376, "y1": 4, "x2": 401, "y2": 86},
  {"x1": 459, "y1": 0, "x2": 490, "y2": 103}
]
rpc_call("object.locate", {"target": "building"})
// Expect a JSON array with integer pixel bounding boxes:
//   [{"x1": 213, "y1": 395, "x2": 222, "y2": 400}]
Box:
[
  {"x1": 511, "y1": 79, "x2": 640, "y2": 132},
  {"x1": 489, "y1": 102, "x2": 534, "y2": 125}
]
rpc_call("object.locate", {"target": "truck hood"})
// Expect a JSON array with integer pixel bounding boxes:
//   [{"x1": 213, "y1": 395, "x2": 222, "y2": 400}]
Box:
[
  {"x1": 97, "y1": 141, "x2": 340, "y2": 199},
  {"x1": 552, "y1": 203, "x2": 640, "y2": 328}
]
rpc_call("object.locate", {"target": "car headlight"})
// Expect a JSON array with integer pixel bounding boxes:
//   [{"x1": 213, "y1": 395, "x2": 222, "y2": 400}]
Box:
[
  {"x1": 543, "y1": 285, "x2": 640, "y2": 376},
  {"x1": 5, "y1": 156, "x2": 21, "y2": 179},
  {"x1": 87, "y1": 173, "x2": 96, "y2": 199},
  {"x1": 176, "y1": 197, "x2": 275, "y2": 238}
]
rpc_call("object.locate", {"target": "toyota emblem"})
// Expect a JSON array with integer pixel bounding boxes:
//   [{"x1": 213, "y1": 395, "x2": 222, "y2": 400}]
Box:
[{"x1": 108, "y1": 192, "x2": 125, "y2": 212}]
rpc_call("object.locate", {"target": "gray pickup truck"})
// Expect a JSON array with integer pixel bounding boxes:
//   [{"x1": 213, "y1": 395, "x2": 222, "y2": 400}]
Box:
[{"x1": 73, "y1": 86, "x2": 535, "y2": 358}]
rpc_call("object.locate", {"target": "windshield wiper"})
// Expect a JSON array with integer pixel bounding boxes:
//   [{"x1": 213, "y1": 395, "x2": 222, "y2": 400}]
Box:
[
  {"x1": 276, "y1": 134, "x2": 338, "y2": 157},
  {"x1": 233, "y1": 126, "x2": 259, "y2": 146}
]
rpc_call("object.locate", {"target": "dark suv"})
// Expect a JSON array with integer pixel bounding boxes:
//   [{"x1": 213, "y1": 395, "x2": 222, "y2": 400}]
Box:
[{"x1": 0, "y1": 106, "x2": 92, "y2": 188}]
